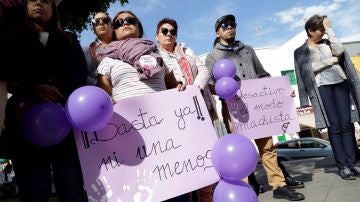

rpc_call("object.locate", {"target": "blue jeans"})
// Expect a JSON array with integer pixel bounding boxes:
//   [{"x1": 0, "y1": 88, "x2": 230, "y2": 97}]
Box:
[{"x1": 319, "y1": 81, "x2": 357, "y2": 169}]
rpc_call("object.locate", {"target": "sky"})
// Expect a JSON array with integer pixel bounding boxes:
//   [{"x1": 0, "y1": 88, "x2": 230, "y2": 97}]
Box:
[{"x1": 79, "y1": 0, "x2": 360, "y2": 55}]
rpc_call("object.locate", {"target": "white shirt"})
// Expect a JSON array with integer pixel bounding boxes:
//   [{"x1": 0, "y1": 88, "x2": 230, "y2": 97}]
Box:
[
  {"x1": 97, "y1": 57, "x2": 168, "y2": 100},
  {"x1": 309, "y1": 28, "x2": 346, "y2": 87},
  {"x1": 159, "y1": 44, "x2": 209, "y2": 89}
]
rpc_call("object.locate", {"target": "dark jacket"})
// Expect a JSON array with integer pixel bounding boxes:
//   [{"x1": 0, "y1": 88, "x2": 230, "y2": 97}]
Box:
[
  {"x1": 2, "y1": 28, "x2": 87, "y2": 154},
  {"x1": 294, "y1": 39, "x2": 360, "y2": 129},
  {"x1": 6, "y1": 29, "x2": 87, "y2": 100}
]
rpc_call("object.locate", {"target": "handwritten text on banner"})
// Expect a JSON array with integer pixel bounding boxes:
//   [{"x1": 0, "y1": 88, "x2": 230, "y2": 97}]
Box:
[
  {"x1": 74, "y1": 85, "x2": 219, "y2": 202},
  {"x1": 226, "y1": 76, "x2": 300, "y2": 139}
]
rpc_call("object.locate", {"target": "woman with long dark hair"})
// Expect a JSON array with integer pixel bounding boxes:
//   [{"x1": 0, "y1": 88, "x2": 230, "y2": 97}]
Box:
[{"x1": 3, "y1": 0, "x2": 87, "y2": 201}]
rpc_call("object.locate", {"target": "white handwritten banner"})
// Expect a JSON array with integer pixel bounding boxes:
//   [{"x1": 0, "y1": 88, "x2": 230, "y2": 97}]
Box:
[
  {"x1": 74, "y1": 85, "x2": 220, "y2": 202},
  {"x1": 226, "y1": 76, "x2": 300, "y2": 139}
]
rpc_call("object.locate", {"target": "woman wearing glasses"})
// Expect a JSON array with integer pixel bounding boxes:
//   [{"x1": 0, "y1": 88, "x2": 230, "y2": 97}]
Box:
[
  {"x1": 3, "y1": 0, "x2": 87, "y2": 201},
  {"x1": 97, "y1": 11, "x2": 189, "y2": 202},
  {"x1": 155, "y1": 18, "x2": 210, "y2": 92},
  {"x1": 97, "y1": 11, "x2": 180, "y2": 101},
  {"x1": 91, "y1": 12, "x2": 113, "y2": 46},
  {"x1": 155, "y1": 18, "x2": 212, "y2": 202},
  {"x1": 84, "y1": 12, "x2": 114, "y2": 85}
]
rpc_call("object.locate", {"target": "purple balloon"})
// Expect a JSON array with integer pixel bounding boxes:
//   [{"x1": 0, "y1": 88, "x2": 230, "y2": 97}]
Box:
[
  {"x1": 214, "y1": 180, "x2": 258, "y2": 202},
  {"x1": 215, "y1": 77, "x2": 239, "y2": 100},
  {"x1": 22, "y1": 102, "x2": 71, "y2": 147},
  {"x1": 222, "y1": 178, "x2": 253, "y2": 189},
  {"x1": 212, "y1": 134, "x2": 258, "y2": 180},
  {"x1": 66, "y1": 86, "x2": 113, "y2": 131},
  {"x1": 213, "y1": 59, "x2": 237, "y2": 80}
]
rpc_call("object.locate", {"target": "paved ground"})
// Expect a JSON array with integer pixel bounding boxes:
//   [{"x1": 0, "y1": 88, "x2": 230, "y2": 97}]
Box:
[
  {"x1": 1, "y1": 157, "x2": 359, "y2": 201},
  {"x1": 256, "y1": 157, "x2": 360, "y2": 202}
]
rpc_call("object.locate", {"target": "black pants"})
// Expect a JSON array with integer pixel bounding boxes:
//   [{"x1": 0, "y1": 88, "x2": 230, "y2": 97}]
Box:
[
  {"x1": 5, "y1": 96, "x2": 86, "y2": 202},
  {"x1": 12, "y1": 134, "x2": 87, "y2": 202},
  {"x1": 319, "y1": 81, "x2": 357, "y2": 169}
]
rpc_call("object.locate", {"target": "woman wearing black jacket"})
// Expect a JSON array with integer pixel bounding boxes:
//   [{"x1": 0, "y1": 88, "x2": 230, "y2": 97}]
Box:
[{"x1": 3, "y1": 0, "x2": 87, "y2": 201}]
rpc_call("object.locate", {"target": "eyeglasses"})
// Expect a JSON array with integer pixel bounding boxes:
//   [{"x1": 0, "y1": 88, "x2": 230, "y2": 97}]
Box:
[
  {"x1": 92, "y1": 17, "x2": 111, "y2": 27},
  {"x1": 28, "y1": 0, "x2": 52, "y2": 4},
  {"x1": 160, "y1": 28, "x2": 177, "y2": 36},
  {"x1": 220, "y1": 22, "x2": 237, "y2": 30},
  {"x1": 113, "y1": 17, "x2": 138, "y2": 29}
]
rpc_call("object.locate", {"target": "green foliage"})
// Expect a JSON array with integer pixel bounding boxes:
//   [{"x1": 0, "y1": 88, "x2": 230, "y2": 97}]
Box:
[{"x1": 57, "y1": 0, "x2": 129, "y2": 33}]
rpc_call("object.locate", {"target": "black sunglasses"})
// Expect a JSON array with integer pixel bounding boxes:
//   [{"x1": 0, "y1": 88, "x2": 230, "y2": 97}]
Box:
[
  {"x1": 220, "y1": 22, "x2": 237, "y2": 30},
  {"x1": 160, "y1": 27, "x2": 177, "y2": 36},
  {"x1": 113, "y1": 17, "x2": 138, "y2": 29},
  {"x1": 92, "y1": 17, "x2": 111, "y2": 26}
]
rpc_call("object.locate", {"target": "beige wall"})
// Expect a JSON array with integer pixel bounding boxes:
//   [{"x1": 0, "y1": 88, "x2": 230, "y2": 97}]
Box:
[{"x1": 351, "y1": 56, "x2": 360, "y2": 78}]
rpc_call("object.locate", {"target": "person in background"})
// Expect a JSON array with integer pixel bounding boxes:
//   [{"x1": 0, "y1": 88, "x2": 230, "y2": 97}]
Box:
[
  {"x1": 84, "y1": 41, "x2": 100, "y2": 85},
  {"x1": 294, "y1": 15, "x2": 360, "y2": 180},
  {"x1": 91, "y1": 12, "x2": 114, "y2": 47},
  {"x1": 205, "y1": 14, "x2": 305, "y2": 201},
  {"x1": 97, "y1": 10, "x2": 181, "y2": 101},
  {"x1": 3, "y1": 0, "x2": 88, "y2": 201},
  {"x1": 84, "y1": 12, "x2": 114, "y2": 86},
  {"x1": 155, "y1": 17, "x2": 212, "y2": 202},
  {"x1": 155, "y1": 18, "x2": 209, "y2": 91}
]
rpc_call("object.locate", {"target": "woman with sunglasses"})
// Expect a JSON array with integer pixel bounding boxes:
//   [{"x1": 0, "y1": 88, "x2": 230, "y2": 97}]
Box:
[
  {"x1": 91, "y1": 12, "x2": 113, "y2": 46},
  {"x1": 96, "y1": 11, "x2": 189, "y2": 202},
  {"x1": 155, "y1": 17, "x2": 212, "y2": 202},
  {"x1": 156, "y1": 18, "x2": 209, "y2": 92},
  {"x1": 2, "y1": 0, "x2": 87, "y2": 201},
  {"x1": 97, "y1": 11, "x2": 181, "y2": 101},
  {"x1": 84, "y1": 12, "x2": 114, "y2": 85}
]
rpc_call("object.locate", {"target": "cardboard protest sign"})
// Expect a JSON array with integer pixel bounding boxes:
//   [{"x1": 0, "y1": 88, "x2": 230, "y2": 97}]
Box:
[
  {"x1": 74, "y1": 85, "x2": 219, "y2": 202},
  {"x1": 227, "y1": 76, "x2": 300, "y2": 139}
]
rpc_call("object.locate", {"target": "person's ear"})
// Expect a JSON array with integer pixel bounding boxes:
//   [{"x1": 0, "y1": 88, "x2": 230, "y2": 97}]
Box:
[
  {"x1": 216, "y1": 31, "x2": 220, "y2": 37},
  {"x1": 308, "y1": 29, "x2": 314, "y2": 37},
  {"x1": 155, "y1": 35, "x2": 159, "y2": 42}
]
